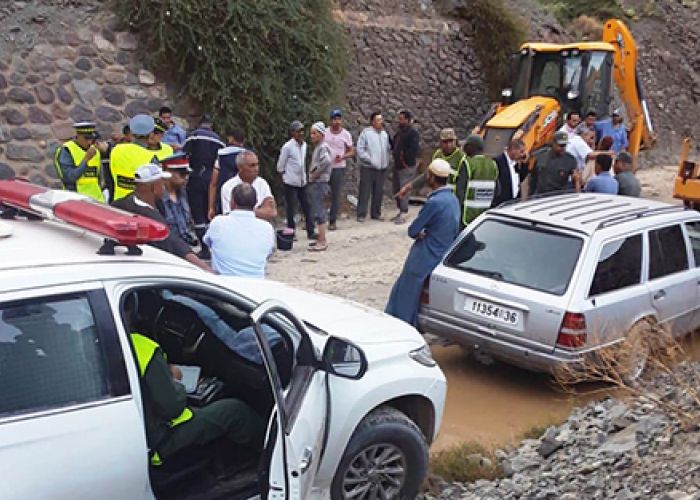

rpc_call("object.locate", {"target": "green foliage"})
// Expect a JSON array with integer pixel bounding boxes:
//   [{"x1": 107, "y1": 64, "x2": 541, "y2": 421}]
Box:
[
  {"x1": 538, "y1": 0, "x2": 626, "y2": 23},
  {"x1": 431, "y1": 441, "x2": 503, "y2": 483},
  {"x1": 439, "y1": 0, "x2": 528, "y2": 100},
  {"x1": 113, "y1": 0, "x2": 347, "y2": 179}
]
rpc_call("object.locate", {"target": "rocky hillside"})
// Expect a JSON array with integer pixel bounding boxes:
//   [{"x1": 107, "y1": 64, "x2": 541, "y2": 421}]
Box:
[{"x1": 423, "y1": 362, "x2": 700, "y2": 499}]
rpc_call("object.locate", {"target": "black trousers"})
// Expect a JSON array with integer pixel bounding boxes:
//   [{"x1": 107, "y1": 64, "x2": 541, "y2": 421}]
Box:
[
  {"x1": 283, "y1": 184, "x2": 314, "y2": 236},
  {"x1": 357, "y1": 167, "x2": 386, "y2": 219},
  {"x1": 329, "y1": 168, "x2": 346, "y2": 224},
  {"x1": 186, "y1": 171, "x2": 211, "y2": 245}
]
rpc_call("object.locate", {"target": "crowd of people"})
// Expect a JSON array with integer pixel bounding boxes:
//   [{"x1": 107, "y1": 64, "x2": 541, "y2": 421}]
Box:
[{"x1": 50, "y1": 103, "x2": 642, "y2": 325}]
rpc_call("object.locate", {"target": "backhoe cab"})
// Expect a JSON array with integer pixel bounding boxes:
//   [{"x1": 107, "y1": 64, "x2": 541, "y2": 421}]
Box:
[{"x1": 476, "y1": 19, "x2": 654, "y2": 160}]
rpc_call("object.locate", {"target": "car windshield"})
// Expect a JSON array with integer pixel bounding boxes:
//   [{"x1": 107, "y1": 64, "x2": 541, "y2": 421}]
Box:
[{"x1": 445, "y1": 219, "x2": 583, "y2": 295}]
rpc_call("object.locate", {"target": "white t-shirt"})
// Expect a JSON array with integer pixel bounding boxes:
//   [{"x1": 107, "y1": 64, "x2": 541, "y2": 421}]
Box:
[
  {"x1": 566, "y1": 134, "x2": 593, "y2": 171},
  {"x1": 221, "y1": 175, "x2": 273, "y2": 215}
]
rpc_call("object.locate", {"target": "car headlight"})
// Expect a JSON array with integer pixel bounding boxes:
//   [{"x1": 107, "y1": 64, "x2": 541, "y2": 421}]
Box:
[{"x1": 409, "y1": 344, "x2": 437, "y2": 367}]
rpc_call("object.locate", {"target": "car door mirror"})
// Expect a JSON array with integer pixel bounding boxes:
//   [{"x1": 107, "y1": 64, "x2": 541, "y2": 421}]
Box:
[{"x1": 322, "y1": 337, "x2": 367, "y2": 379}]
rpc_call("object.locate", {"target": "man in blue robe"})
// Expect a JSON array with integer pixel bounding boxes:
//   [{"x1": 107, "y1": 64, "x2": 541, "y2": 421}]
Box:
[{"x1": 385, "y1": 159, "x2": 460, "y2": 326}]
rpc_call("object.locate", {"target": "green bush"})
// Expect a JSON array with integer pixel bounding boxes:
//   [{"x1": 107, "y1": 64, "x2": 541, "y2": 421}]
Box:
[
  {"x1": 439, "y1": 0, "x2": 528, "y2": 100},
  {"x1": 113, "y1": 0, "x2": 347, "y2": 180},
  {"x1": 431, "y1": 441, "x2": 503, "y2": 483}
]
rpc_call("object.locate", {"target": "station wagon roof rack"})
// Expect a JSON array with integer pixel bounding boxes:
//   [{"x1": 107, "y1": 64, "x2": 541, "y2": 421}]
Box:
[{"x1": 591, "y1": 205, "x2": 686, "y2": 229}]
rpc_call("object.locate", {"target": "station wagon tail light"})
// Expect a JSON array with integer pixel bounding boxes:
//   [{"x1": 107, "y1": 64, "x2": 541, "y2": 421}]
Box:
[
  {"x1": 0, "y1": 180, "x2": 169, "y2": 246},
  {"x1": 556, "y1": 312, "x2": 587, "y2": 349}
]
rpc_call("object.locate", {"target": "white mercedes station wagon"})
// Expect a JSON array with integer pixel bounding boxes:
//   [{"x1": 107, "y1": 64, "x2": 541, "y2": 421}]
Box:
[{"x1": 0, "y1": 181, "x2": 445, "y2": 500}]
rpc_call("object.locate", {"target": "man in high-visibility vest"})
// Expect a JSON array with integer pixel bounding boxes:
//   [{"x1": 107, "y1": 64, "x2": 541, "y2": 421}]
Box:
[
  {"x1": 124, "y1": 294, "x2": 264, "y2": 465},
  {"x1": 455, "y1": 135, "x2": 499, "y2": 230},
  {"x1": 53, "y1": 122, "x2": 107, "y2": 202},
  {"x1": 110, "y1": 114, "x2": 160, "y2": 201},
  {"x1": 432, "y1": 128, "x2": 464, "y2": 188},
  {"x1": 149, "y1": 117, "x2": 175, "y2": 161}
]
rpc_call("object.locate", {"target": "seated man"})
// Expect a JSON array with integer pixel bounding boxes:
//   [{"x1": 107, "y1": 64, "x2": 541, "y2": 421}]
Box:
[
  {"x1": 585, "y1": 155, "x2": 618, "y2": 194},
  {"x1": 205, "y1": 183, "x2": 276, "y2": 278},
  {"x1": 124, "y1": 294, "x2": 265, "y2": 465}
]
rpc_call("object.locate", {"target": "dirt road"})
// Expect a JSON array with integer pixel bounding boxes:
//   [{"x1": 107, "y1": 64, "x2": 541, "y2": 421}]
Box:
[{"x1": 267, "y1": 165, "x2": 679, "y2": 451}]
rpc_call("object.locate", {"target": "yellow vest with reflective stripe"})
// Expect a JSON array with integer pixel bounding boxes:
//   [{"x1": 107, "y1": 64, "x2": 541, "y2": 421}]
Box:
[
  {"x1": 129, "y1": 333, "x2": 193, "y2": 427},
  {"x1": 54, "y1": 140, "x2": 105, "y2": 202},
  {"x1": 153, "y1": 143, "x2": 174, "y2": 162},
  {"x1": 110, "y1": 143, "x2": 158, "y2": 200}
]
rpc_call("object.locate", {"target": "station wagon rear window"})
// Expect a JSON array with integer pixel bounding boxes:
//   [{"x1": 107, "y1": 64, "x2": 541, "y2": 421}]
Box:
[{"x1": 445, "y1": 219, "x2": 583, "y2": 295}]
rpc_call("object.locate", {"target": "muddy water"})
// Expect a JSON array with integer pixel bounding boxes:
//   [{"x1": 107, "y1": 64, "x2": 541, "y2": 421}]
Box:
[
  {"x1": 432, "y1": 334, "x2": 700, "y2": 452},
  {"x1": 431, "y1": 345, "x2": 604, "y2": 452}
]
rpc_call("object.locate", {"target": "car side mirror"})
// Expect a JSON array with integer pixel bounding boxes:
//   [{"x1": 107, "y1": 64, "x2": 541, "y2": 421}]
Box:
[{"x1": 322, "y1": 337, "x2": 367, "y2": 379}]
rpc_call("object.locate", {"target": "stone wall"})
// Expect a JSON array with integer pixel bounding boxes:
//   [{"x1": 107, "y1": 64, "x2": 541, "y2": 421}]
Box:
[
  {"x1": 335, "y1": 0, "x2": 491, "y2": 195},
  {"x1": 0, "y1": 1, "x2": 189, "y2": 185}
]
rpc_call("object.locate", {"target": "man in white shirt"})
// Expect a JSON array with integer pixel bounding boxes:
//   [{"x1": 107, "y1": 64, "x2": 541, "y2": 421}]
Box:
[
  {"x1": 356, "y1": 111, "x2": 391, "y2": 221},
  {"x1": 277, "y1": 120, "x2": 315, "y2": 239},
  {"x1": 205, "y1": 183, "x2": 275, "y2": 278},
  {"x1": 559, "y1": 111, "x2": 581, "y2": 135},
  {"x1": 221, "y1": 151, "x2": 277, "y2": 222}
]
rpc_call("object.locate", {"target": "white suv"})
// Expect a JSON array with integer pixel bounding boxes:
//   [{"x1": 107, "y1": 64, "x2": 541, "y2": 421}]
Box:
[{"x1": 0, "y1": 181, "x2": 445, "y2": 500}]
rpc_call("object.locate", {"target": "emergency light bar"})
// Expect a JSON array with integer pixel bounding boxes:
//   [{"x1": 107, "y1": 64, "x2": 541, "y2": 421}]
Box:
[{"x1": 0, "y1": 180, "x2": 169, "y2": 246}]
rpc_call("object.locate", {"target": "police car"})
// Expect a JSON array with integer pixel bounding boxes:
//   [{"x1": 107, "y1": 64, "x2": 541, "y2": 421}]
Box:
[{"x1": 0, "y1": 180, "x2": 445, "y2": 500}]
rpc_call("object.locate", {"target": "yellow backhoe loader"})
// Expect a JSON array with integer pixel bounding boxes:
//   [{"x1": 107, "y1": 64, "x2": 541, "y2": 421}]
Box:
[{"x1": 474, "y1": 19, "x2": 655, "y2": 160}]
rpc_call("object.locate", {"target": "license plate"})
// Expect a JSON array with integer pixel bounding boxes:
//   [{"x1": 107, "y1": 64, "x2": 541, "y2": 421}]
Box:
[{"x1": 465, "y1": 298, "x2": 520, "y2": 326}]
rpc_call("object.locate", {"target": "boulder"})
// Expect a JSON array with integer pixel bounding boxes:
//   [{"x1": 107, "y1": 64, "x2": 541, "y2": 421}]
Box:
[
  {"x1": 1, "y1": 108, "x2": 28, "y2": 125},
  {"x1": 72, "y1": 78, "x2": 101, "y2": 105},
  {"x1": 56, "y1": 58, "x2": 73, "y2": 72},
  {"x1": 94, "y1": 34, "x2": 116, "y2": 52},
  {"x1": 28, "y1": 106, "x2": 52, "y2": 124},
  {"x1": 8, "y1": 73, "x2": 25, "y2": 86},
  {"x1": 138, "y1": 69, "x2": 156, "y2": 86},
  {"x1": 57, "y1": 86, "x2": 73, "y2": 105},
  {"x1": 11, "y1": 127, "x2": 32, "y2": 141},
  {"x1": 102, "y1": 85, "x2": 126, "y2": 106},
  {"x1": 0, "y1": 74, "x2": 6, "y2": 90},
  {"x1": 69, "y1": 104, "x2": 94, "y2": 122},
  {"x1": 6, "y1": 143, "x2": 44, "y2": 162},
  {"x1": 116, "y1": 32, "x2": 138, "y2": 51},
  {"x1": 125, "y1": 87, "x2": 147, "y2": 99},
  {"x1": 78, "y1": 45, "x2": 98, "y2": 57},
  {"x1": 0, "y1": 163, "x2": 15, "y2": 180},
  {"x1": 51, "y1": 104, "x2": 69, "y2": 120},
  {"x1": 104, "y1": 70, "x2": 125, "y2": 84},
  {"x1": 25, "y1": 74, "x2": 41, "y2": 85},
  {"x1": 51, "y1": 121, "x2": 75, "y2": 141},
  {"x1": 75, "y1": 57, "x2": 92, "y2": 71},
  {"x1": 95, "y1": 106, "x2": 123, "y2": 123},
  {"x1": 125, "y1": 100, "x2": 150, "y2": 117},
  {"x1": 35, "y1": 85, "x2": 55, "y2": 105},
  {"x1": 0, "y1": 92, "x2": 6, "y2": 106}
]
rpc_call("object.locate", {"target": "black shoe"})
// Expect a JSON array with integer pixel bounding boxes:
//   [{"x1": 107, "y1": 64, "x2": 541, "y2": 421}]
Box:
[
  {"x1": 329, "y1": 222, "x2": 337, "y2": 231},
  {"x1": 196, "y1": 248, "x2": 211, "y2": 260},
  {"x1": 308, "y1": 233, "x2": 319, "y2": 240}
]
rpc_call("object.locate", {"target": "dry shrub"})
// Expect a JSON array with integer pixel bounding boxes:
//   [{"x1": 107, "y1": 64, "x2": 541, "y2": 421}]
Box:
[
  {"x1": 430, "y1": 441, "x2": 503, "y2": 483},
  {"x1": 554, "y1": 322, "x2": 700, "y2": 428},
  {"x1": 570, "y1": 15, "x2": 603, "y2": 40}
]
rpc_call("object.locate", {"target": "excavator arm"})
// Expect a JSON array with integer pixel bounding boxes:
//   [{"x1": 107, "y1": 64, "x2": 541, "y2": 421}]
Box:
[{"x1": 602, "y1": 19, "x2": 656, "y2": 157}]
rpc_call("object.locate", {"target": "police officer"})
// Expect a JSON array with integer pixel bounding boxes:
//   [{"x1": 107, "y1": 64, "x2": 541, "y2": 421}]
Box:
[
  {"x1": 149, "y1": 117, "x2": 175, "y2": 161},
  {"x1": 455, "y1": 135, "x2": 499, "y2": 230},
  {"x1": 433, "y1": 128, "x2": 465, "y2": 188},
  {"x1": 124, "y1": 294, "x2": 264, "y2": 466},
  {"x1": 183, "y1": 115, "x2": 225, "y2": 259},
  {"x1": 208, "y1": 129, "x2": 246, "y2": 221},
  {"x1": 110, "y1": 114, "x2": 160, "y2": 201},
  {"x1": 53, "y1": 122, "x2": 107, "y2": 202}
]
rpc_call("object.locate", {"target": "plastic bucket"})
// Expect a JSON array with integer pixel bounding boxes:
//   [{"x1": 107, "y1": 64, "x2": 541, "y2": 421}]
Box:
[{"x1": 276, "y1": 229, "x2": 294, "y2": 251}]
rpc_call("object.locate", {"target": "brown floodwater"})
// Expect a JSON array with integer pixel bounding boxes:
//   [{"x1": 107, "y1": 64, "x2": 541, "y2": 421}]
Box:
[{"x1": 431, "y1": 334, "x2": 700, "y2": 452}]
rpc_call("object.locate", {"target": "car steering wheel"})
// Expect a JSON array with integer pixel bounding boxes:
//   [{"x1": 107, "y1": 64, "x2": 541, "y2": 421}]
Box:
[{"x1": 152, "y1": 304, "x2": 204, "y2": 357}]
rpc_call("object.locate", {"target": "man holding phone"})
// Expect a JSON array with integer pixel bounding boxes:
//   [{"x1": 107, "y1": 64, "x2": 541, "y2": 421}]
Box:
[{"x1": 53, "y1": 121, "x2": 109, "y2": 203}]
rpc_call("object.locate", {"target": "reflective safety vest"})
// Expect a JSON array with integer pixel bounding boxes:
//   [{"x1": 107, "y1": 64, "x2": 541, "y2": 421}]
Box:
[
  {"x1": 152, "y1": 142, "x2": 174, "y2": 162},
  {"x1": 53, "y1": 140, "x2": 105, "y2": 203},
  {"x1": 110, "y1": 143, "x2": 158, "y2": 200},
  {"x1": 432, "y1": 147, "x2": 465, "y2": 188},
  {"x1": 461, "y1": 155, "x2": 498, "y2": 226},
  {"x1": 129, "y1": 333, "x2": 193, "y2": 466}
]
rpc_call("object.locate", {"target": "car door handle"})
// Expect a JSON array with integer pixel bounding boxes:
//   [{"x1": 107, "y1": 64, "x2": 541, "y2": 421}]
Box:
[
  {"x1": 653, "y1": 290, "x2": 666, "y2": 300},
  {"x1": 299, "y1": 447, "x2": 313, "y2": 474}
]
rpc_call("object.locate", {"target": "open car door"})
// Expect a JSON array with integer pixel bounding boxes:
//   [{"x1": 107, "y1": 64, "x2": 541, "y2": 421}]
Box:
[{"x1": 251, "y1": 300, "x2": 328, "y2": 499}]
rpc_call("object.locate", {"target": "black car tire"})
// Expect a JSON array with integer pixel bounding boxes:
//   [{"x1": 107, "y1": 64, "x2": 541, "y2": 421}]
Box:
[{"x1": 330, "y1": 406, "x2": 429, "y2": 500}]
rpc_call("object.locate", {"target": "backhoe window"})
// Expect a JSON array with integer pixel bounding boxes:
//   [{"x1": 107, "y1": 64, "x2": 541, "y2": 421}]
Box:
[
  {"x1": 582, "y1": 51, "x2": 612, "y2": 117},
  {"x1": 563, "y1": 55, "x2": 582, "y2": 91}
]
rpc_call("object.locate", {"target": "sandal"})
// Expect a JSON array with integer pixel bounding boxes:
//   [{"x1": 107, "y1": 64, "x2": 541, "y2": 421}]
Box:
[{"x1": 308, "y1": 243, "x2": 328, "y2": 252}]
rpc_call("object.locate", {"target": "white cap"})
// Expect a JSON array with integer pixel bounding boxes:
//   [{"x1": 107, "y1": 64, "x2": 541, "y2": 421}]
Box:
[
  {"x1": 428, "y1": 158, "x2": 452, "y2": 178},
  {"x1": 311, "y1": 121, "x2": 327, "y2": 135},
  {"x1": 134, "y1": 163, "x2": 172, "y2": 183}
]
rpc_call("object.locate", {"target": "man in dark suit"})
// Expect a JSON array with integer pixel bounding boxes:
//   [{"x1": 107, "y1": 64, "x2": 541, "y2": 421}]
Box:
[{"x1": 491, "y1": 139, "x2": 527, "y2": 208}]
